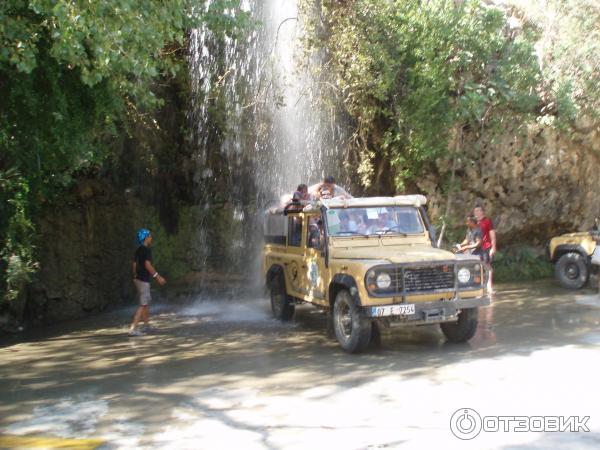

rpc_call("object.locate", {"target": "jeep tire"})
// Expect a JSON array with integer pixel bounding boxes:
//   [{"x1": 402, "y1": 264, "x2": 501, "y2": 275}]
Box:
[
  {"x1": 440, "y1": 307, "x2": 478, "y2": 343},
  {"x1": 555, "y1": 252, "x2": 589, "y2": 289},
  {"x1": 332, "y1": 290, "x2": 372, "y2": 353},
  {"x1": 270, "y1": 273, "x2": 294, "y2": 321}
]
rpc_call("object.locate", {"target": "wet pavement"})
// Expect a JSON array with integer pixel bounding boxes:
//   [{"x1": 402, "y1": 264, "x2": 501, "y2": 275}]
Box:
[{"x1": 0, "y1": 280, "x2": 599, "y2": 449}]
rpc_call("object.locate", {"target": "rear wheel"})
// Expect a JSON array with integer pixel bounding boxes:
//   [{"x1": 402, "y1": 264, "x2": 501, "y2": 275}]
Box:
[
  {"x1": 555, "y1": 252, "x2": 589, "y2": 289},
  {"x1": 332, "y1": 290, "x2": 371, "y2": 353},
  {"x1": 270, "y1": 273, "x2": 294, "y2": 321},
  {"x1": 440, "y1": 307, "x2": 478, "y2": 343}
]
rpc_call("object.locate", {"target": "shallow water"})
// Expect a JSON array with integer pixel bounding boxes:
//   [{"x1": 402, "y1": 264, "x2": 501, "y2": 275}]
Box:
[{"x1": 1, "y1": 280, "x2": 599, "y2": 449}]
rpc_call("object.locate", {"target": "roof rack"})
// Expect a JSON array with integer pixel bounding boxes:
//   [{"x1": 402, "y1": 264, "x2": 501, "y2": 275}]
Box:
[{"x1": 265, "y1": 195, "x2": 428, "y2": 216}]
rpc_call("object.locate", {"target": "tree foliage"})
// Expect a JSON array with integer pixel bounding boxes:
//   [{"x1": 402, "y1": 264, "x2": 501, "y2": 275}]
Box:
[
  {"x1": 304, "y1": 0, "x2": 540, "y2": 191},
  {"x1": 0, "y1": 0, "x2": 249, "y2": 302},
  {"x1": 509, "y1": 0, "x2": 600, "y2": 122}
]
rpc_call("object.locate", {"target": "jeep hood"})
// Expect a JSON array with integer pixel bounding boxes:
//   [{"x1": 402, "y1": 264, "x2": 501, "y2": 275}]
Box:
[
  {"x1": 556, "y1": 232, "x2": 593, "y2": 239},
  {"x1": 331, "y1": 245, "x2": 461, "y2": 264}
]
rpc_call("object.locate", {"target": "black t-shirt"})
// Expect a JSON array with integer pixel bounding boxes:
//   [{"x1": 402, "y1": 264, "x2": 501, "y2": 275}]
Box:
[{"x1": 134, "y1": 245, "x2": 152, "y2": 282}]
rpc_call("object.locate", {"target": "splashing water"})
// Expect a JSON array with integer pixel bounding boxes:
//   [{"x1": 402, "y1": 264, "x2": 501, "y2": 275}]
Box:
[{"x1": 187, "y1": 0, "x2": 348, "y2": 287}]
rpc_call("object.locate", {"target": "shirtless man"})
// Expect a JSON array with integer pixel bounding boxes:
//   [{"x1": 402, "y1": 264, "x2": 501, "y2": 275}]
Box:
[{"x1": 308, "y1": 176, "x2": 353, "y2": 200}]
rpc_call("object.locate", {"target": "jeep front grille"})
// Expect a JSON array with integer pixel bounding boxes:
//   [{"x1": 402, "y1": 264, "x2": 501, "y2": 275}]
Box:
[
  {"x1": 401, "y1": 266, "x2": 454, "y2": 293},
  {"x1": 366, "y1": 263, "x2": 456, "y2": 297}
]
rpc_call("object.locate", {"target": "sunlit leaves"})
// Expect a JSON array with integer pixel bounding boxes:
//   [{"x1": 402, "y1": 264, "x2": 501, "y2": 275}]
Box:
[
  {"x1": 509, "y1": 0, "x2": 600, "y2": 119},
  {"x1": 315, "y1": 0, "x2": 540, "y2": 191}
]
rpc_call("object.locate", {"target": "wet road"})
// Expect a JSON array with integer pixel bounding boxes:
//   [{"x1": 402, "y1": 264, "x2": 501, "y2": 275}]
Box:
[{"x1": 1, "y1": 280, "x2": 599, "y2": 449}]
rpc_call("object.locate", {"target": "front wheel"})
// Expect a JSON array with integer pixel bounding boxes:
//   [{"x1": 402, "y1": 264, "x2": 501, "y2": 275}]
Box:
[
  {"x1": 332, "y1": 290, "x2": 371, "y2": 353},
  {"x1": 440, "y1": 307, "x2": 478, "y2": 343},
  {"x1": 555, "y1": 252, "x2": 589, "y2": 289},
  {"x1": 270, "y1": 274, "x2": 294, "y2": 321}
]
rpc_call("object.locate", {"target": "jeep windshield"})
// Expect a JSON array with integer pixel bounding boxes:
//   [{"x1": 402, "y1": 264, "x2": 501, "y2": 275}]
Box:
[{"x1": 325, "y1": 206, "x2": 425, "y2": 237}]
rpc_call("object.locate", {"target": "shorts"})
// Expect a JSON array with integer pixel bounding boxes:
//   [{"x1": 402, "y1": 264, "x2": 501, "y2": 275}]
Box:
[
  {"x1": 480, "y1": 247, "x2": 493, "y2": 265},
  {"x1": 134, "y1": 279, "x2": 151, "y2": 306}
]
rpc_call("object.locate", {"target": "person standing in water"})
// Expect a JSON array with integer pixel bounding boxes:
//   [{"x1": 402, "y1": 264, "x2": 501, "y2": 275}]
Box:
[
  {"x1": 473, "y1": 205, "x2": 497, "y2": 294},
  {"x1": 129, "y1": 228, "x2": 166, "y2": 336},
  {"x1": 456, "y1": 215, "x2": 482, "y2": 255}
]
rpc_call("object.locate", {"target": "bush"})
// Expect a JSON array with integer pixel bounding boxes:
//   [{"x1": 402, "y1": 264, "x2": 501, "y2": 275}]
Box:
[{"x1": 493, "y1": 246, "x2": 553, "y2": 282}]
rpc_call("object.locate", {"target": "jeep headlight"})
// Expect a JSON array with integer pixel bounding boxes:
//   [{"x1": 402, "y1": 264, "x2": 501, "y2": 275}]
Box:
[
  {"x1": 366, "y1": 268, "x2": 395, "y2": 295},
  {"x1": 376, "y1": 272, "x2": 392, "y2": 289},
  {"x1": 457, "y1": 263, "x2": 482, "y2": 289},
  {"x1": 457, "y1": 267, "x2": 471, "y2": 284}
]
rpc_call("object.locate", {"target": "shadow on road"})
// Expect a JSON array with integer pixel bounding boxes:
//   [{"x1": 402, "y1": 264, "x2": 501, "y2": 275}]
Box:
[{"x1": 1, "y1": 280, "x2": 599, "y2": 447}]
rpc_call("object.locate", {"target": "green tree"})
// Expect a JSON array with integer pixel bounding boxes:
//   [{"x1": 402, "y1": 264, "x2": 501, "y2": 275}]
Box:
[
  {"x1": 0, "y1": 0, "x2": 249, "y2": 302},
  {"x1": 509, "y1": 0, "x2": 600, "y2": 123},
  {"x1": 304, "y1": 0, "x2": 540, "y2": 193}
]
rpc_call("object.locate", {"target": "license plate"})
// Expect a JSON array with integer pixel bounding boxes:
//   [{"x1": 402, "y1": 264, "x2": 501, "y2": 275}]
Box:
[{"x1": 371, "y1": 304, "x2": 415, "y2": 317}]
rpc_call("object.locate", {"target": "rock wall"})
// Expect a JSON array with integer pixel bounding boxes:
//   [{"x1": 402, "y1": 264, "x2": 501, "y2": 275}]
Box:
[
  {"x1": 419, "y1": 119, "x2": 600, "y2": 246},
  {"x1": 17, "y1": 181, "x2": 258, "y2": 326},
  {"x1": 24, "y1": 185, "x2": 142, "y2": 324}
]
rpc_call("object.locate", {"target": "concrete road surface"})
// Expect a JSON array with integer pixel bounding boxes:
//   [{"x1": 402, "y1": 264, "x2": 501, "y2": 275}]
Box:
[{"x1": 1, "y1": 280, "x2": 599, "y2": 449}]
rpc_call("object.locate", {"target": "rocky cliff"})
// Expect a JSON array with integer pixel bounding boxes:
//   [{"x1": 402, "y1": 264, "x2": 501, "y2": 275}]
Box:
[{"x1": 419, "y1": 118, "x2": 600, "y2": 245}]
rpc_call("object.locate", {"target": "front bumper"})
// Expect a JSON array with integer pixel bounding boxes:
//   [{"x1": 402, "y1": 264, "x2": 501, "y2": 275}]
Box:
[{"x1": 364, "y1": 295, "x2": 490, "y2": 327}]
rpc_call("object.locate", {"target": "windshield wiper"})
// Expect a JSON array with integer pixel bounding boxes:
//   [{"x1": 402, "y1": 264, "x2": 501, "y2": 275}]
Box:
[
  {"x1": 335, "y1": 231, "x2": 367, "y2": 236},
  {"x1": 380, "y1": 225, "x2": 408, "y2": 236}
]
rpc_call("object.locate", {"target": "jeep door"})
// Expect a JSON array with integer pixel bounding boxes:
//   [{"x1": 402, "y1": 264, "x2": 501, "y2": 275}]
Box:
[
  {"x1": 304, "y1": 213, "x2": 328, "y2": 306},
  {"x1": 284, "y1": 213, "x2": 308, "y2": 298}
]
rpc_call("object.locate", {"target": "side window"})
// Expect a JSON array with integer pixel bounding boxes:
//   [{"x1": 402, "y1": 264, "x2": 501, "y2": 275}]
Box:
[
  {"x1": 397, "y1": 208, "x2": 424, "y2": 234},
  {"x1": 307, "y1": 217, "x2": 322, "y2": 249},
  {"x1": 288, "y1": 215, "x2": 303, "y2": 247}
]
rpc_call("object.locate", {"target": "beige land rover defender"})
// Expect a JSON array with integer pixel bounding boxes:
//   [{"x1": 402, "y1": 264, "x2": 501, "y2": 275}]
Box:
[
  {"x1": 548, "y1": 230, "x2": 600, "y2": 289},
  {"x1": 263, "y1": 195, "x2": 489, "y2": 353}
]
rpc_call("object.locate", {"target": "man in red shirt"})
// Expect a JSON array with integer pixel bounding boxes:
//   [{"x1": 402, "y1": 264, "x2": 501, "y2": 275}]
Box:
[{"x1": 473, "y1": 205, "x2": 497, "y2": 294}]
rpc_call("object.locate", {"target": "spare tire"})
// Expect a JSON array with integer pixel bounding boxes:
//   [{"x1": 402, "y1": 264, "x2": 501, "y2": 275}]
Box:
[{"x1": 555, "y1": 252, "x2": 589, "y2": 289}]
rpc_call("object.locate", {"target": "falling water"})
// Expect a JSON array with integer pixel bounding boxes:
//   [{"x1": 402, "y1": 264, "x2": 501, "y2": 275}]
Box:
[{"x1": 188, "y1": 0, "x2": 348, "y2": 289}]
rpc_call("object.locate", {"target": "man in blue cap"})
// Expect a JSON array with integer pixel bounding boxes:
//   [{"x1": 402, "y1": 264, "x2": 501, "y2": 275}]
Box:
[{"x1": 129, "y1": 228, "x2": 166, "y2": 336}]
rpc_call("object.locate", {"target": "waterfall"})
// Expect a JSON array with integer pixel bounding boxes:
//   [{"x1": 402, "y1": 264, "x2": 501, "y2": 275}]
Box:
[{"x1": 188, "y1": 0, "x2": 348, "y2": 289}]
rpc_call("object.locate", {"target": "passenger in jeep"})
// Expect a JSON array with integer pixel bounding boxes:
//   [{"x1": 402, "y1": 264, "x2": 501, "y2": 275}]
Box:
[
  {"x1": 367, "y1": 209, "x2": 396, "y2": 234},
  {"x1": 339, "y1": 212, "x2": 358, "y2": 233},
  {"x1": 308, "y1": 219, "x2": 324, "y2": 249},
  {"x1": 309, "y1": 176, "x2": 353, "y2": 200}
]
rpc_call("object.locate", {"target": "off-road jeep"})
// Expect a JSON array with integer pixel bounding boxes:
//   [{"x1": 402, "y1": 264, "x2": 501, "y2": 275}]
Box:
[
  {"x1": 548, "y1": 230, "x2": 600, "y2": 289},
  {"x1": 263, "y1": 195, "x2": 489, "y2": 353}
]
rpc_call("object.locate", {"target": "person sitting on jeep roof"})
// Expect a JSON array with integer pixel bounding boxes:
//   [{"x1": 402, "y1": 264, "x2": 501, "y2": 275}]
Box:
[
  {"x1": 280, "y1": 183, "x2": 314, "y2": 209},
  {"x1": 308, "y1": 176, "x2": 353, "y2": 200},
  {"x1": 286, "y1": 191, "x2": 304, "y2": 212},
  {"x1": 296, "y1": 184, "x2": 313, "y2": 201}
]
